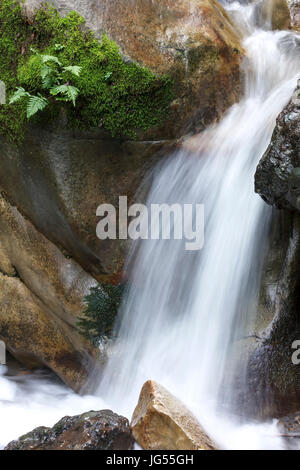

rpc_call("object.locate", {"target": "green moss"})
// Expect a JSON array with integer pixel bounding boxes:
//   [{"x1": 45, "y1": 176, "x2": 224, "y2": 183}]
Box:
[{"x1": 0, "y1": 1, "x2": 173, "y2": 144}]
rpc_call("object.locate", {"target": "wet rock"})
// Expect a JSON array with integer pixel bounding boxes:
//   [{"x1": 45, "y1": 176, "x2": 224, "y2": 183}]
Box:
[
  {"x1": 277, "y1": 411, "x2": 300, "y2": 448},
  {"x1": 245, "y1": 212, "x2": 300, "y2": 418},
  {"x1": 255, "y1": 81, "x2": 300, "y2": 213},
  {"x1": 0, "y1": 126, "x2": 171, "y2": 284},
  {"x1": 131, "y1": 380, "x2": 216, "y2": 450},
  {"x1": 5, "y1": 410, "x2": 134, "y2": 450},
  {"x1": 259, "y1": 0, "x2": 291, "y2": 30},
  {"x1": 0, "y1": 194, "x2": 99, "y2": 391}
]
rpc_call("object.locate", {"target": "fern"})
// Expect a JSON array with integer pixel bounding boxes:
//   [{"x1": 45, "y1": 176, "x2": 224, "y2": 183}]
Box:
[
  {"x1": 9, "y1": 87, "x2": 30, "y2": 104},
  {"x1": 26, "y1": 95, "x2": 48, "y2": 118},
  {"x1": 63, "y1": 65, "x2": 82, "y2": 77},
  {"x1": 50, "y1": 85, "x2": 79, "y2": 106},
  {"x1": 10, "y1": 48, "x2": 82, "y2": 119},
  {"x1": 41, "y1": 54, "x2": 62, "y2": 66},
  {"x1": 77, "y1": 283, "x2": 124, "y2": 345}
]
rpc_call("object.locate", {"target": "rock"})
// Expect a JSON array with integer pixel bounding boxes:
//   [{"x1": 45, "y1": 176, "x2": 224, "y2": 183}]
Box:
[
  {"x1": 131, "y1": 380, "x2": 216, "y2": 450},
  {"x1": 287, "y1": 0, "x2": 300, "y2": 30},
  {"x1": 258, "y1": 0, "x2": 291, "y2": 30},
  {"x1": 245, "y1": 212, "x2": 300, "y2": 418},
  {"x1": 255, "y1": 81, "x2": 300, "y2": 213},
  {"x1": 0, "y1": 194, "x2": 99, "y2": 391},
  {"x1": 5, "y1": 410, "x2": 134, "y2": 450},
  {"x1": 277, "y1": 411, "x2": 300, "y2": 448},
  {"x1": 23, "y1": 0, "x2": 243, "y2": 140},
  {"x1": 0, "y1": 127, "x2": 168, "y2": 283}
]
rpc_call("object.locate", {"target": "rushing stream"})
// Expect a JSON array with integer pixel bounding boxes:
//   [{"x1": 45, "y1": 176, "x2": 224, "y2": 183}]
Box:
[{"x1": 1, "y1": 0, "x2": 300, "y2": 450}]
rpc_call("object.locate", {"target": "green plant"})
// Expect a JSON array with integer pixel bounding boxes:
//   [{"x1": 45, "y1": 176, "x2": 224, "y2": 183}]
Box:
[
  {"x1": 77, "y1": 283, "x2": 124, "y2": 345},
  {"x1": 0, "y1": 1, "x2": 173, "y2": 143},
  {"x1": 9, "y1": 48, "x2": 81, "y2": 118}
]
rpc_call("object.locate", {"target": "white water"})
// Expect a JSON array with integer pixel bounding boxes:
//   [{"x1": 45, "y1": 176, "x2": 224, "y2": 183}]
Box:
[
  {"x1": 98, "y1": 1, "x2": 300, "y2": 448},
  {"x1": 1, "y1": 0, "x2": 300, "y2": 450}
]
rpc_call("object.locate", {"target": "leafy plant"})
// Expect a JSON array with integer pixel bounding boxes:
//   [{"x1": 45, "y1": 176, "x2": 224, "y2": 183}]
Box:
[
  {"x1": 9, "y1": 48, "x2": 81, "y2": 118},
  {"x1": 77, "y1": 283, "x2": 125, "y2": 345}
]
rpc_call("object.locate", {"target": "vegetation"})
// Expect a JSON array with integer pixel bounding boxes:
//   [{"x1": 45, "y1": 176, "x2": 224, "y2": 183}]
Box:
[
  {"x1": 77, "y1": 283, "x2": 124, "y2": 345},
  {"x1": 10, "y1": 48, "x2": 82, "y2": 118},
  {"x1": 0, "y1": 0, "x2": 173, "y2": 144}
]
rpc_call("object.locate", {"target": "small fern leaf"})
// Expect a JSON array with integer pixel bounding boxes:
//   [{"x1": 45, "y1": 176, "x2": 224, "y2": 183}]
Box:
[
  {"x1": 50, "y1": 85, "x2": 79, "y2": 106},
  {"x1": 41, "y1": 54, "x2": 61, "y2": 66},
  {"x1": 26, "y1": 95, "x2": 48, "y2": 119},
  {"x1": 63, "y1": 65, "x2": 82, "y2": 77},
  {"x1": 9, "y1": 87, "x2": 30, "y2": 104}
]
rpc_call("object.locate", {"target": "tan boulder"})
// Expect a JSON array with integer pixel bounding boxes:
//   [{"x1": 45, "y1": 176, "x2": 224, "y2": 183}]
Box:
[
  {"x1": 131, "y1": 380, "x2": 216, "y2": 450},
  {"x1": 0, "y1": 195, "x2": 99, "y2": 391}
]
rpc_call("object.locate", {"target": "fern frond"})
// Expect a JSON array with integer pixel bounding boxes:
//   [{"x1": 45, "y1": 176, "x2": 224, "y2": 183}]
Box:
[
  {"x1": 9, "y1": 87, "x2": 31, "y2": 104},
  {"x1": 50, "y1": 84, "x2": 79, "y2": 106},
  {"x1": 41, "y1": 54, "x2": 62, "y2": 66},
  {"x1": 26, "y1": 95, "x2": 48, "y2": 119},
  {"x1": 63, "y1": 65, "x2": 82, "y2": 77}
]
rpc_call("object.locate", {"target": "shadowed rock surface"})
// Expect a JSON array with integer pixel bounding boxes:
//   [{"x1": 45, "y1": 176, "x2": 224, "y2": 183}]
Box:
[
  {"x1": 5, "y1": 410, "x2": 134, "y2": 450},
  {"x1": 255, "y1": 81, "x2": 300, "y2": 213}
]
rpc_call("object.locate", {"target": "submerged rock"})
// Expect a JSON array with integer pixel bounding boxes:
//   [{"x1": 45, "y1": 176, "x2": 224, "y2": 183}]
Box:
[
  {"x1": 131, "y1": 380, "x2": 216, "y2": 450},
  {"x1": 5, "y1": 410, "x2": 134, "y2": 450},
  {"x1": 255, "y1": 81, "x2": 300, "y2": 213}
]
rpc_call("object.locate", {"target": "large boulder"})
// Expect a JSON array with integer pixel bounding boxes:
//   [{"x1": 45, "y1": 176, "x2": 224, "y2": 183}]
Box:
[
  {"x1": 0, "y1": 0, "x2": 244, "y2": 283},
  {"x1": 255, "y1": 81, "x2": 300, "y2": 213},
  {"x1": 5, "y1": 410, "x2": 134, "y2": 450},
  {"x1": 131, "y1": 380, "x2": 216, "y2": 450},
  {"x1": 0, "y1": 194, "x2": 99, "y2": 391},
  {"x1": 23, "y1": 0, "x2": 243, "y2": 140}
]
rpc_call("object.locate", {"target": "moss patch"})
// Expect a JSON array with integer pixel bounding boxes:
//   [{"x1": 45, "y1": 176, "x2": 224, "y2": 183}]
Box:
[{"x1": 0, "y1": 1, "x2": 173, "y2": 144}]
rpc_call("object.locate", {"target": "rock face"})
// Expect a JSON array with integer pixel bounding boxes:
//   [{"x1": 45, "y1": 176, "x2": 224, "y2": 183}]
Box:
[
  {"x1": 246, "y1": 212, "x2": 300, "y2": 418},
  {"x1": 5, "y1": 410, "x2": 134, "y2": 450},
  {"x1": 131, "y1": 380, "x2": 216, "y2": 450},
  {"x1": 0, "y1": 194, "x2": 99, "y2": 391},
  {"x1": 255, "y1": 81, "x2": 300, "y2": 213}
]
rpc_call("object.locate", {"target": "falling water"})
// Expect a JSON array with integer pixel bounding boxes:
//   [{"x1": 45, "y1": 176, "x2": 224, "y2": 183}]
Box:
[
  {"x1": 1, "y1": 0, "x2": 300, "y2": 451},
  {"x1": 98, "y1": 0, "x2": 300, "y2": 449}
]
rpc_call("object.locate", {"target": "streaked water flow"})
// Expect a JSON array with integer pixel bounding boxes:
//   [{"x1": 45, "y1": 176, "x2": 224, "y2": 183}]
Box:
[{"x1": 0, "y1": 0, "x2": 300, "y2": 450}]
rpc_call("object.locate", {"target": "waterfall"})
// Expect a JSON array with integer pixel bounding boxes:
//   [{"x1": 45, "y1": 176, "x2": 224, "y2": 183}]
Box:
[
  {"x1": 0, "y1": 0, "x2": 300, "y2": 451},
  {"x1": 97, "y1": 0, "x2": 300, "y2": 448}
]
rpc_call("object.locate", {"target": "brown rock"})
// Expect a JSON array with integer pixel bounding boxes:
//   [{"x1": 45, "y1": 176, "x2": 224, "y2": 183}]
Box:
[
  {"x1": 131, "y1": 380, "x2": 216, "y2": 450},
  {"x1": 23, "y1": 0, "x2": 243, "y2": 140},
  {"x1": 0, "y1": 194, "x2": 99, "y2": 391},
  {"x1": 260, "y1": 0, "x2": 291, "y2": 30},
  {"x1": 5, "y1": 410, "x2": 134, "y2": 450}
]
